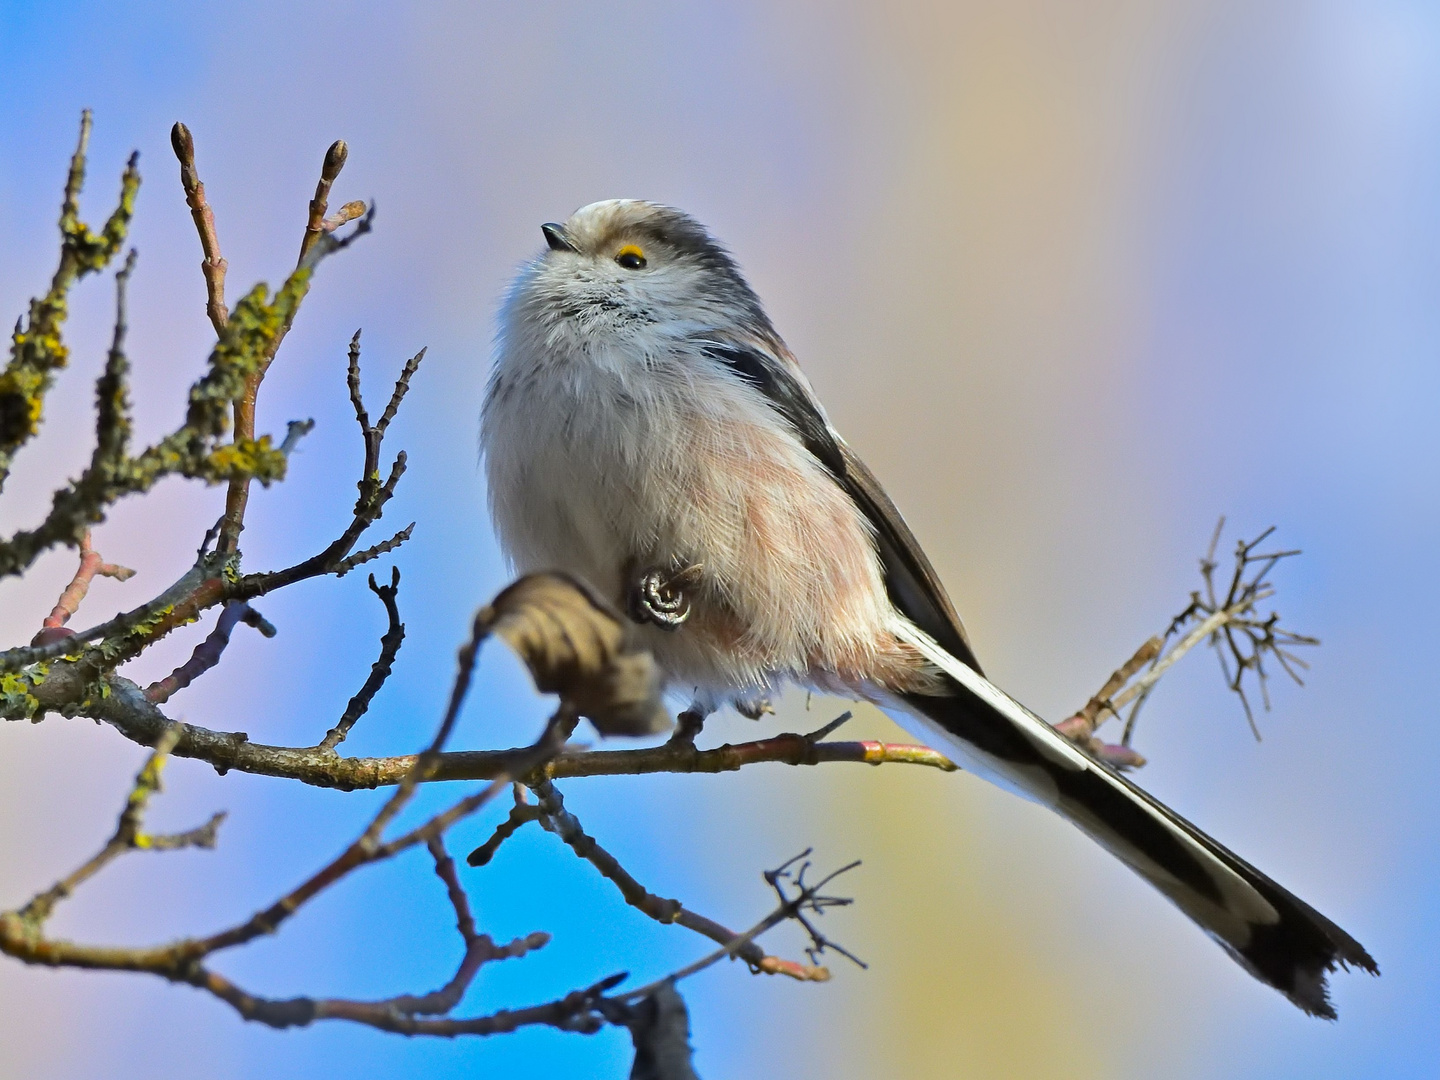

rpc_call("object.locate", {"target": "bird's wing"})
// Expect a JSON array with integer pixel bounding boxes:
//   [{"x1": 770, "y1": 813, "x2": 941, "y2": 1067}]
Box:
[{"x1": 700, "y1": 341, "x2": 982, "y2": 673}]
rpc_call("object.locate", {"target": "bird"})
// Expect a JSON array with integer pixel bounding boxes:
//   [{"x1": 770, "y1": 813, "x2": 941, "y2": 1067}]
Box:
[{"x1": 480, "y1": 199, "x2": 1376, "y2": 1018}]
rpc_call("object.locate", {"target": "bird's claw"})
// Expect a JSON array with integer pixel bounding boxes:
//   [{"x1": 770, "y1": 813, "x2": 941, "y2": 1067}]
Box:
[{"x1": 628, "y1": 563, "x2": 703, "y2": 631}]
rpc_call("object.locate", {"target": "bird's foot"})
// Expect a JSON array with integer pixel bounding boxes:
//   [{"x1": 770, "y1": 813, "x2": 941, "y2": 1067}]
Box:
[
  {"x1": 666, "y1": 707, "x2": 709, "y2": 747},
  {"x1": 627, "y1": 563, "x2": 704, "y2": 631}
]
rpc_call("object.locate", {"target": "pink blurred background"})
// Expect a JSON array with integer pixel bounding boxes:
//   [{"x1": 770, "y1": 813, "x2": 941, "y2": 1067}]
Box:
[{"x1": 2, "y1": 2, "x2": 1436, "y2": 1076}]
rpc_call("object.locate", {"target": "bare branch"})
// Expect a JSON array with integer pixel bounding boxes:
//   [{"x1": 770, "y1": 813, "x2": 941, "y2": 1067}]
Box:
[
  {"x1": 1, "y1": 638, "x2": 578, "y2": 1040},
  {"x1": 144, "y1": 601, "x2": 275, "y2": 704},
  {"x1": 1055, "y1": 520, "x2": 1318, "y2": 760},
  {"x1": 170, "y1": 122, "x2": 229, "y2": 333},
  {"x1": 609, "y1": 851, "x2": 861, "y2": 1005},
  {"x1": 17, "y1": 726, "x2": 218, "y2": 925},
  {"x1": 317, "y1": 567, "x2": 405, "y2": 750},
  {"x1": 32, "y1": 531, "x2": 135, "y2": 647}
]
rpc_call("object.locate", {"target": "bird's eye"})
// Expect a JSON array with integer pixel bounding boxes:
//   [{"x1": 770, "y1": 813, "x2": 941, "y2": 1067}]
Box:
[{"x1": 615, "y1": 244, "x2": 647, "y2": 270}]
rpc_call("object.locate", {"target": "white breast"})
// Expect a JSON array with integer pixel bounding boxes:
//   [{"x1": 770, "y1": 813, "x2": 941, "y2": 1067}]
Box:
[{"x1": 482, "y1": 268, "x2": 914, "y2": 707}]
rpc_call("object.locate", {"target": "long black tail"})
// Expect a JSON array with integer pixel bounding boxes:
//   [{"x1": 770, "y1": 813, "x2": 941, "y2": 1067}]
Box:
[{"x1": 888, "y1": 623, "x2": 1378, "y2": 1018}]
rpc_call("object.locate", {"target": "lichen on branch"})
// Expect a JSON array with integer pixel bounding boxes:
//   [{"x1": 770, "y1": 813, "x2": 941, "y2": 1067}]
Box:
[{"x1": 0, "y1": 110, "x2": 139, "y2": 488}]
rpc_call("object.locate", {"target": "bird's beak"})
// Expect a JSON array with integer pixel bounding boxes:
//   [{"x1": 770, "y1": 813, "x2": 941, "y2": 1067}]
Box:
[{"x1": 541, "y1": 222, "x2": 577, "y2": 253}]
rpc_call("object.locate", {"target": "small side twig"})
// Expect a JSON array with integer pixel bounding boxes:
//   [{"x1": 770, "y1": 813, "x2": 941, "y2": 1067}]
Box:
[
  {"x1": 169, "y1": 123, "x2": 228, "y2": 334},
  {"x1": 32, "y1": 531, "x2": 134, "y2": 646},
  {"x1": 375, "y1": 836, "x2": 549, "y2": 1018},
  {"x1": 610, "y1": 850, "x2": 861, "y2": 1005},
  {"x1": 299, "y1": 140, "x2": 349, "y2": 264},
  {"x1": 1056, "y1": 519, "x2": 1318, "y2": 761},
  {"x1": 231, "y1": 333, "x2": 422, "y2": 598},
  {"x1": 278, "y1": 418, "x2": 316, "y2": 457},
  {"x1": 763, "y1": 849, "x2": 865, "y2": 970},
  {"x1": 466, "y1": 790, "x2": 543, "y2": 867},
  {"x1": 18, "y1": 726, "x2": 220, "y2": 925},
  {"x1": 91, "y1": 249, "x2": 137, "y2": 479},
  {"x1": 333, "y1": 523, "x2": 414, "y2": 578},
  {"x1": 317, "y1": 567, "x2": 405, "y2": 751},
  {"x1": 144, "y1": 601, "x2": 275, "y2": 704},
  {"x1": 528, "y1": 779, "x2": 831, "y2": 980}
]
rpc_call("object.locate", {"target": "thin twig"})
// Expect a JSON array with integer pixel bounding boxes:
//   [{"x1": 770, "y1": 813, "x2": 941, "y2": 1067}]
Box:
[
  {"x1": 278, "y1": 418, "x2": 316, "y2": 457},
  {"x1": 299, "y1": 140, "x2": 348, "y2": 264},
  {"x1": 317, "y1": 567, "x2": 405, "y2": 751},
  {"x1": 375, "y1": 837, "x2": 549, "y2": 1018},
  {"x1": 144, "y1": 601, "x2": 275, "y2": 704},
  {"x1": 612, "y1": 852, "x2": 860, "y2": 1003},
  {"x1": 92, "y1": 249, "x2": 137, "y2": 475},
  {"x1": 170, "y1": 123, "x2": 228, "y2": 333},
  {"x1": 466, "y1": 800, "x2": 544, "y2": 867},
  {"x1": 231, "y1": 333, "x2": 421, "y2": 598},
  {"x1": 1057, "y1": 520, "x2": 1318, "y2": 756},
  {"x1": 34, "y1": 531, "x2": 134, "y2": 643},
  {"x1": 333, "y1": 523, "x2": 414, "y2": 578},
  {"x1": 529, "y1": 779, "x2": 829, "y2": 975},
  {"x1": 18, "y1": 726, "x2": 217, "y2": 924}
]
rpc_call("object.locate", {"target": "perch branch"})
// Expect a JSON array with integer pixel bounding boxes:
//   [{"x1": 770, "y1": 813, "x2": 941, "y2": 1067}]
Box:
[{"x1": 56, "y1": 677, "x2": 956, "y2": 788}]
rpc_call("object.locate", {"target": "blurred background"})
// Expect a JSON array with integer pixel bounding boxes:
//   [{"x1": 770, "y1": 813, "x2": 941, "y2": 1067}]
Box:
[{"x1": 2, "y1": 1, "x2": 1436, "y2": 1076}]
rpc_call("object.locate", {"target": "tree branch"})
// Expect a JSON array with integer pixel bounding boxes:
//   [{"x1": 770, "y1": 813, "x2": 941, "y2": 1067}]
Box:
[
  {"x1": 144, "y1": 601, "x2": 276, "y2": 704},
  {"x1": 316, "y1": 567, "x2": 405, "y2": 750},
  {"x1": 32, "y1": 530, "x2": 135, "y2": 647},
  {"x1": 0, "y1": 110, "x2": 139, "y2": 490},
  {"x1": 170, "y1": 122, "x2": 229, "y2": 334},
  {"x1": 1055, "y1": 520, "x2": 1317, "y2": 764}
]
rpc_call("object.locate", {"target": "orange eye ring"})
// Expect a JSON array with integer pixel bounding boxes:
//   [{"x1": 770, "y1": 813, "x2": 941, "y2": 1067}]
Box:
[{"x1": 615, "y1": 244, "x2": 647, "y2": 270}]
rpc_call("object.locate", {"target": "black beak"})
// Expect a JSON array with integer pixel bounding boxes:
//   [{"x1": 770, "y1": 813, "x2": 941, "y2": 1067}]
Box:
[{"x1": 541, "y1": 222, "x2": 577, "y2": 253}]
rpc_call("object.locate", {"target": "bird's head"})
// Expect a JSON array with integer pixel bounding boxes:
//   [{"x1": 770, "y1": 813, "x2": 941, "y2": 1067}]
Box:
[{"x1": 506, "y1": 200, "x2": 774, "y2": 348}]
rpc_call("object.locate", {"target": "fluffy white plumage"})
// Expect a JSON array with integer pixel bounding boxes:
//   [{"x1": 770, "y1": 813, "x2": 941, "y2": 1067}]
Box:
[{"x1": 484, "y1": 200, "x2": 928, "y2": 712}]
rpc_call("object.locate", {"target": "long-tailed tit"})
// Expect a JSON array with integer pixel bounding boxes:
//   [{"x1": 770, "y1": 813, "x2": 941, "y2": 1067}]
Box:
[{"x1": 481, "y1": 200, "x2": 1375, "y2": 1016}]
